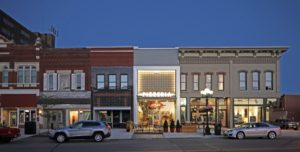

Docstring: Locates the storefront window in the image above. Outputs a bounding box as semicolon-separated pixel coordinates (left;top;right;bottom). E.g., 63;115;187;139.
31;110;36;121
234;98;263;127
79;111;91;120
138;99;175;127
10;112;17;127
190;98;216;125
180;98;187;123
19;110;25;124
69;111;78;125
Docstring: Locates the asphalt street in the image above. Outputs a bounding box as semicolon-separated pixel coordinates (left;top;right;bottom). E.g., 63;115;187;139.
1;135;300;152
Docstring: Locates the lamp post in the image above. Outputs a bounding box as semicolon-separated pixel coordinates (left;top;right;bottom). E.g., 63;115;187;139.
90;86;95;120
200;88;213;135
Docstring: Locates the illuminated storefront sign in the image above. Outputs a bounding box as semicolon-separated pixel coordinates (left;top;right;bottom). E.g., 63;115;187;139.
138;92;175;98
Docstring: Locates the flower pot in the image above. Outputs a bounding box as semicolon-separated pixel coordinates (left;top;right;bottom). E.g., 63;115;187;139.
170;127;175;132
176;128;181;132
164;128;168;132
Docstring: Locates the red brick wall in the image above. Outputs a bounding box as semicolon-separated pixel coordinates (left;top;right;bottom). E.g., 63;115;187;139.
90;48;133;66
0;94;37;107
281;95;300;121
40;48;91;91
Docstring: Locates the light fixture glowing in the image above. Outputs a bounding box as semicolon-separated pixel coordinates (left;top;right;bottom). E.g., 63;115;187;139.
138;92;175;97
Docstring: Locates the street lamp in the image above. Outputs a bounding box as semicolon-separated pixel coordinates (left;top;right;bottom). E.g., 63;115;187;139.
200;88;213;135
90;86;96;120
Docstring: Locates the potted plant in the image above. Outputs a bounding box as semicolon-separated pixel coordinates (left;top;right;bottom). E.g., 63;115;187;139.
126;121;133;132
176;120;181;132
170;119;175;133
163;120;168;132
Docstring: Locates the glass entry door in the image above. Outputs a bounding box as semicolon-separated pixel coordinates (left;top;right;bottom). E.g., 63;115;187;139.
9;111;17;127
113;111;120;128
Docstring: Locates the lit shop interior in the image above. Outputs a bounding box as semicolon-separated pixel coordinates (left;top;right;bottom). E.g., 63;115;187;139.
137;70;177;127
188;98;229;128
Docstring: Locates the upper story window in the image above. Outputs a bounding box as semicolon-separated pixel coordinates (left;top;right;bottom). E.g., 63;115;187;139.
44;72;85;91
72;73;85;90
120;74;128;90
97;74;105;90
239;71;247;91
109;75;116;90
58;73;70;91
218;74;224;91
180;74;187;91
193;74;199;91
44;73;57;91
252;72;260;91
205;73;212;90
17;65;37;84
2;66;9;87
265;71;273;90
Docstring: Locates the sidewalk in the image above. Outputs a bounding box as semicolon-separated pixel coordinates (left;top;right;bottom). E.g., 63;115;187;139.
163;128;224;139
109;129;134;140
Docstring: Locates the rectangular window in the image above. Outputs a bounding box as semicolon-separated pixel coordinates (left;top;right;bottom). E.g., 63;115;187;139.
205;74;212;90
109;75;116;90
48;74;54;90
180;74;187;91
218;74;224;91
24;66;30;84
76;74;82;90
193;74;199;91
252;72;260;90
17;66;24;84
58;73;70;90
120;74;128;90
97;75;105;90
239;72;247;91
265;72;273;90
31;67;37;84
17;65;37;85
2;66;9;86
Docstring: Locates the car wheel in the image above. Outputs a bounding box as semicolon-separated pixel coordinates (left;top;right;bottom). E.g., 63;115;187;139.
93;132;104;142
56;133;67;143
268;131;277;139
236;132;245;140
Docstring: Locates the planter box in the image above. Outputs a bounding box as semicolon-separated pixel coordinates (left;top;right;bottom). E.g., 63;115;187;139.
181;124;197;132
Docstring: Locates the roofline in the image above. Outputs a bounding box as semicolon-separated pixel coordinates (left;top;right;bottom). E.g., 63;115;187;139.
87;46;135;49
134;47;179;50
179;46;288;51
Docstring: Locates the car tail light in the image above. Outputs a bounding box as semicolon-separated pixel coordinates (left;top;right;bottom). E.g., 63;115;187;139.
106;124;111;129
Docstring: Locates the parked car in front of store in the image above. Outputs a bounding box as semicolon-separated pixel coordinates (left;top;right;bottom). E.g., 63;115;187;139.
274;119;299;130
48;120;111;143
0;125;21;143
224;122;281;140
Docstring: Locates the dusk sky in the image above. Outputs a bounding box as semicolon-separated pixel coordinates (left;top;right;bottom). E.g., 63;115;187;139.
1;0;300;94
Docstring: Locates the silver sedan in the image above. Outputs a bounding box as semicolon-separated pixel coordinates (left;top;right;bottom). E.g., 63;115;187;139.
224;122;281;140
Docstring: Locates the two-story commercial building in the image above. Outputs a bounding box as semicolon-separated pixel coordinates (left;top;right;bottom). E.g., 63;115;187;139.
0;44;40;128
38;48;90;129
90;47;133;128
179;47;287;128
133;48;181;128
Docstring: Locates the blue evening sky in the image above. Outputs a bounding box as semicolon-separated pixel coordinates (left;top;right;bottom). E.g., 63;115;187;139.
1;0;300;94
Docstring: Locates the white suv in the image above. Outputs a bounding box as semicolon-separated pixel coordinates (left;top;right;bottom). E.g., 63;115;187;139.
49;120;111;143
